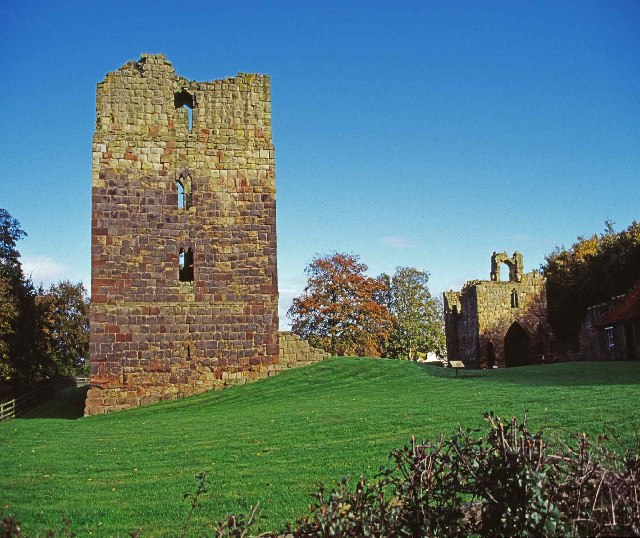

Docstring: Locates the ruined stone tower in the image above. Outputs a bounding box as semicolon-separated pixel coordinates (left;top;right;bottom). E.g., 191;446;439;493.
443;252;553;368
86;54;278;414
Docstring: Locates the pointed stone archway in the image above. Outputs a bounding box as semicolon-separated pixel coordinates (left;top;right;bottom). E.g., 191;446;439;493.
504;321;533;367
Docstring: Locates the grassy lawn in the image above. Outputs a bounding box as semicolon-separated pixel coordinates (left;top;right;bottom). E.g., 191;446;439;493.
1;358;639;536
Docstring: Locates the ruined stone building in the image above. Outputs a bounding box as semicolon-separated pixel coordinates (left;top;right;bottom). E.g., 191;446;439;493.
443;252;554;368
86;55;279;414
579;280;640;361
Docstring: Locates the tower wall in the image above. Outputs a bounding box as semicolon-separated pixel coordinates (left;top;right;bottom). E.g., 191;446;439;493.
86;54;278;414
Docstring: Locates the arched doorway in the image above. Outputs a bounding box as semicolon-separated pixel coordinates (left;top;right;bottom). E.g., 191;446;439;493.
504;322;532;367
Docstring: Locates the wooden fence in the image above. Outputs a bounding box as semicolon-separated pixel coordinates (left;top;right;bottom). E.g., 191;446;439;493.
0;377;89;422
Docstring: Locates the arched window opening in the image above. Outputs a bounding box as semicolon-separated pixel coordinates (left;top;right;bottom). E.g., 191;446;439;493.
179;247;194;282
174;90;195;132
511;289;519;308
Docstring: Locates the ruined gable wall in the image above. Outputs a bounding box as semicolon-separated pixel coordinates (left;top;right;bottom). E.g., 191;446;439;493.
86;54;278;414
444;252;553;369
475;273;549;367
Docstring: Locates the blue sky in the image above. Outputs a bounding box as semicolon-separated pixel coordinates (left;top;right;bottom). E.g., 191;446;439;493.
1;1;638;329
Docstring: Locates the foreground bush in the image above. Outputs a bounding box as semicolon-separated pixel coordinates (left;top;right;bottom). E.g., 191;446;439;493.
285;413;640;537
3;413;639;537
290;414;640;536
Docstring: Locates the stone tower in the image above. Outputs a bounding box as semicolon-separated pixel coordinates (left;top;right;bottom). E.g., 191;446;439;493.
443;252;553;368
85;54;279;414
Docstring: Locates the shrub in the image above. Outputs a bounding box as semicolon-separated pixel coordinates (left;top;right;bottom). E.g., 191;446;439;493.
286;413;640;537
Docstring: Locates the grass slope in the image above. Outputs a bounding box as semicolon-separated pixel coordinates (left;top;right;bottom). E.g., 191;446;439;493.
1;358;639;536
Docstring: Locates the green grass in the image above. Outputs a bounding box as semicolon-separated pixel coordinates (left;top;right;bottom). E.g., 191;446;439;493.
1;358;639;536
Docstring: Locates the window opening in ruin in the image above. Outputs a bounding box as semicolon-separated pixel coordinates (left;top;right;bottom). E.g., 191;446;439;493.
177;180;185;209
605;326;614;350
174;90;195;132
185;106;193;131
511;289;519;308
179;247;194;282
175;174;192;209
187;345;191;360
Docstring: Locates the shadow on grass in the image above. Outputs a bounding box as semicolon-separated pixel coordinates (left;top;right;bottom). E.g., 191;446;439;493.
20;386;88;419
419;360;640;387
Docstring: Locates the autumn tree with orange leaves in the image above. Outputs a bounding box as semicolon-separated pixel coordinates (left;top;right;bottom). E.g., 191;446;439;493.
287;253;392;357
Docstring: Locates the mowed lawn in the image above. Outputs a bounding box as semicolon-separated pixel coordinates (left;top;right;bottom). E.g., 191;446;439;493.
1;359;639;536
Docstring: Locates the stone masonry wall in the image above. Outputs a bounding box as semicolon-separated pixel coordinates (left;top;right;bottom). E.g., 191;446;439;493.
475;273;551;367
86;54;278;414
279;332;331;369
578;296;625;361
443;289;479;366
444;252;554;369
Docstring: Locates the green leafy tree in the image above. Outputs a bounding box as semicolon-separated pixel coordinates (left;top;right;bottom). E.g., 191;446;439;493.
0;209;90;382
0;208;38;382
0;208;26;283
36;281;90;376
543;220;640;343
0;278;18;379
383;267;445;359
288;253;392;356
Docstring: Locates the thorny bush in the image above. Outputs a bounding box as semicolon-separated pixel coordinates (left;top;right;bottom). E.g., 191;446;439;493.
286;412;640;537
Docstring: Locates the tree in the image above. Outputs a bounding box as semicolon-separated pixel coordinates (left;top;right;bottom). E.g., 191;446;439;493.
543;220;640;343
0;277;18;379
288;253;392;356
0;208;35;382
0;208;90;382
36;281;90;376
383;267;445;360
0;208;27;283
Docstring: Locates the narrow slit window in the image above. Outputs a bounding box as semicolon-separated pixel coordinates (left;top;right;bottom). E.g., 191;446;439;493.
179;248;185;273
511;289;519;308
176;174;192;209
179;247;194;282
177;180;185;209
174;90;195;133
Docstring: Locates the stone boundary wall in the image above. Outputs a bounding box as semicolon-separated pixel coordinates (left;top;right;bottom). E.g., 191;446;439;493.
278;332;331;369
85;332;329;415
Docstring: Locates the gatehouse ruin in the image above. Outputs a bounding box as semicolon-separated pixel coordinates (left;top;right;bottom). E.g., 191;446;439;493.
86;55;280;414
443;252;554;368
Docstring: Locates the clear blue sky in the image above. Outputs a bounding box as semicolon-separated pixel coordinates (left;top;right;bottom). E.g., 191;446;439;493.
1;1;638;329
